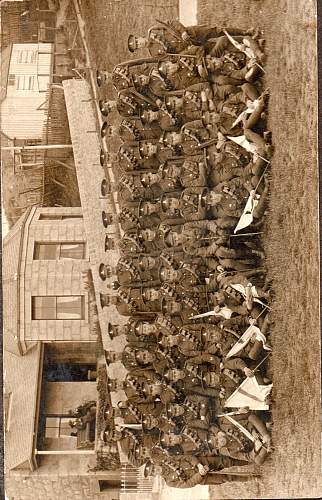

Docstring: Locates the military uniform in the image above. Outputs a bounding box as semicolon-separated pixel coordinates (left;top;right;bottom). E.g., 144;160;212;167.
213;412;270;464
118;117;161;142
144;21;247;56
146;64;205;97
179;186;208;221
163;454;249;488
116;89;157;117
117;286;163;314
142;107;182;132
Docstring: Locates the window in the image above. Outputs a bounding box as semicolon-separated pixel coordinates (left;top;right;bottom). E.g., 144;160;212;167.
45;417;75;438
17;49;37;64
32;296;85;320
99;480;121;492
39;214;83;221
8;74;15;86
16;75;35;91
34;243;86;260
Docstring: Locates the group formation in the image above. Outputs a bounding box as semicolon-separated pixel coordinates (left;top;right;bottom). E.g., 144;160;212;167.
98;19;273;488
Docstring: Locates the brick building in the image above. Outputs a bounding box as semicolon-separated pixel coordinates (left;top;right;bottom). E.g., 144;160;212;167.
4;206;122;500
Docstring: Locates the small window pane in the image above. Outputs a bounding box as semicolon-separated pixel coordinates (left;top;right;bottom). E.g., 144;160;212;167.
45;427;59;438
46;417;60;427
17;49;37;64
34;243;58;260
8;74;15;86
57;296;84;320
16;75;35;90
60;243;85;260
38;214;83;220
32;297;56;320
32;296;84;320
60;418;73;436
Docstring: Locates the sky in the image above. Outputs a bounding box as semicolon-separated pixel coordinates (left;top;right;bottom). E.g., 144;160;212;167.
179;0;197;25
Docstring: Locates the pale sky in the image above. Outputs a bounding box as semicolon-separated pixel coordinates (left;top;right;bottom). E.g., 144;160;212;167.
179;0;197;24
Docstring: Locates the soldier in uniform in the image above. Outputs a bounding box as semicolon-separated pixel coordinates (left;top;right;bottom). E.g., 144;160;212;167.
158;454;251;487
166;394;213;431
210;411;272;464
142;413;177;434
140;156;209;191
128;21;252;56
141;107;182;132
118;117;161;142
202;357;266;406
160;428;209;456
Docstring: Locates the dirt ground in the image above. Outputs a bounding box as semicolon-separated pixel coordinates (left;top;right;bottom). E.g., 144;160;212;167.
79;0;320;498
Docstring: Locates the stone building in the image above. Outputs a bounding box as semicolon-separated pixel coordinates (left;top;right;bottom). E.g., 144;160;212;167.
4;206;122;500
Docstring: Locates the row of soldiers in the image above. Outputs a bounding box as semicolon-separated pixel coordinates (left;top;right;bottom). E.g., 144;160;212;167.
97;19;273;488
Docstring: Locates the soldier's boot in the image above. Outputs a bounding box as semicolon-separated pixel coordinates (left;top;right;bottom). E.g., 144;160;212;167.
252;446;268;465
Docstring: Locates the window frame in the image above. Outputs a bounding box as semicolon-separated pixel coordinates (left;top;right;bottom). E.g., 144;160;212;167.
45;416;76;439
38;214;83;221
7;74;16;86
32;296;85;320
17;49;37;64
16;75;35;91
33;242;86;261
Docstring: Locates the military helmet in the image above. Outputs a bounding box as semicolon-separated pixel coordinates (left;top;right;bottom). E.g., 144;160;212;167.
128;34;137;53
142;415;157;430
107;378;120;392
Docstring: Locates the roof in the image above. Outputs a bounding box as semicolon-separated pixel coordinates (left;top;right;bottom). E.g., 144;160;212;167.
4;343;43;471
3;207;31;356
0;45;13;102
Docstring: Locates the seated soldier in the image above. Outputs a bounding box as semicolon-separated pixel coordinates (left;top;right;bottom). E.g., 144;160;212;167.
128;21;252;56
141;52;207;98
155;453;252;488
209;410;272;465
202;357;271;410
160;428;208;456
141;108;182;132
118;117;161;142
142;413;178;434
164;366;220;398
100;89;158;118
163;86;216;122
122;344;173;378
165;394;213;430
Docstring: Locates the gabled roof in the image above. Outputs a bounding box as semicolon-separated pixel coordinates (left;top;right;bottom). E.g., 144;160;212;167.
3;208;31;356
4;343;43;472
0;45;13;102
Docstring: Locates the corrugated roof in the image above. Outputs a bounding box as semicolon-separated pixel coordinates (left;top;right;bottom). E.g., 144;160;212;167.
0;45;13;102
3;208;31;356
4;343;42;471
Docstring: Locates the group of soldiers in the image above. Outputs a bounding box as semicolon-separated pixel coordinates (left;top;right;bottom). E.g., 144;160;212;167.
98;19;273;488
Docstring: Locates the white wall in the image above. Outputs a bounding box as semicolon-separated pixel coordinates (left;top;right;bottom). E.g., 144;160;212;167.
1;43;53;139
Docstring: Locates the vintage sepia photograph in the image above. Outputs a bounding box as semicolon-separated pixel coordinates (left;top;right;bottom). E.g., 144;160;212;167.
1;0;320;499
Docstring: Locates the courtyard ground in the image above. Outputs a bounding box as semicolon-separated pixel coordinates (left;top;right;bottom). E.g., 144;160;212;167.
78;0;321;497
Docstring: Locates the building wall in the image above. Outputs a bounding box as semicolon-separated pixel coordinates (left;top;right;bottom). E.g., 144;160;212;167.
6;473;121;500
20;207;95;343
1;43;53;139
